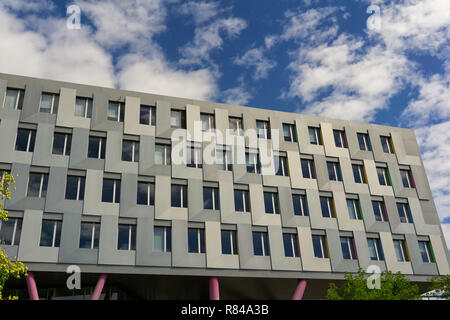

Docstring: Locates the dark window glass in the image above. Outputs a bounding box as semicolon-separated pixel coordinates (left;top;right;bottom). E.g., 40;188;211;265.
292;194;308;216
188;228;205;253
65;176;85;200
320;197;334;218
252;232;269;256
79;222;100;249
15;129;36;152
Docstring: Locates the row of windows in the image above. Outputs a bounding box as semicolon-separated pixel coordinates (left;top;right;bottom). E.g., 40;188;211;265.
0;217;436;264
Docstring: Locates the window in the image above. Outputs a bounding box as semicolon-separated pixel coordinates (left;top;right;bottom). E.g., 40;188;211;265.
234;189;250;212
340;236;357;260
0;218;22;246
253;231;270;256
52;132;72;156
79;222;100;249
357;133;372;151
283;123;297;142
327;161;343;181
397;202;414;223
221;230;238;255
292;194;309;216
39;93;59;114
39;220;62;247
372;200;388;222
347;199;363;220
117;224;136;251
27;172;49;198
393;239;410;262
187;146;202;168
377;167;392;186
154;226;171;252
101;178;121;203
333;129;348;148
320;196;335;218
216;148;232;171
88;136;106;159
188;228;205;253
352;164;367;184
137;181;155;206
3;88;24;110
418;241;435;263
283;233;299;257
108;101;124;122
155;144;171;165
274;155;289;176
171;184;187;208
301;159;316;179
312;235;328;258
229;116;243;136
264;192;279;214
367;238;384;261
200;113;215;131
15;128;36;152
256;120;271;139
246;152;261;174
122;140;139;162
75;97;93;118
400;169;415;188
380;136;394;154
139;105;156;125
308;127;322;145
170;109;186;128
65;175;85;200
203;187;220;211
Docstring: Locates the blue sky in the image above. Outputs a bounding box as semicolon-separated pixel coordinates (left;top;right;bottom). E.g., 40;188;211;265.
0;0;449;248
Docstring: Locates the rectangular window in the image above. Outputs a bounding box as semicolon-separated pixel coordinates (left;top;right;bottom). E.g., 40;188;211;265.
340;236;357;260
283;123;297;142
283;233;299;257
253;231;270;256
380;136;394;154
108;101;125;122
312;235;328;258
122;140;139;162
0;217;22;246
292;194;309;216
400;169;415;188
39;93;59;114
79;222;100;249
367;238;384;261
154;144;171;165
27;172;49;198
256;120;271;139
39;220;62;247
308;127;322;145
74;97;93;118
234;189;250;212
154;226;171;252
347;199;363;220
171;184;187;208
187;146;202;168
352;164;367;184
65;175;85;200
101;178;121;203
357;133;372;151
377;167;392;186
274;155;289;176
327;161;343;181
137;181;155;206
88;136;106;159
52;132;72;156
418;241;435;263
229;116;243;136
372;200;388;222
221;230;238;255
203;186;220;211
393;239;410;262
200;113;215;131
216;148;232;171
301;159;316;179
264;192;280;214
139;105;156;126
188;228;205;253
246;152;261;174
117;224;136;251
397;202;414;223
333;129;348;148
15;128;36;152
170;109;186;128
3;88;24;110
320;196;335;218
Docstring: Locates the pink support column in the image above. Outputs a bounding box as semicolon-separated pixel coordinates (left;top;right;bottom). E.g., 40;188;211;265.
292;279;307;300
91;274;108;300
26;271;39;300
209;277;220;300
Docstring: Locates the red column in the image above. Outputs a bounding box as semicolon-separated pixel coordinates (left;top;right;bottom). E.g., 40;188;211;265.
26;271;39;300
91;274;108;300
209;277;220;300
292;279;307;300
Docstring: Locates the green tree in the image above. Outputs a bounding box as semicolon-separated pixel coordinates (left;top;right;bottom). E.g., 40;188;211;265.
0;172;28;300
425;275;450;299
326;268;420;300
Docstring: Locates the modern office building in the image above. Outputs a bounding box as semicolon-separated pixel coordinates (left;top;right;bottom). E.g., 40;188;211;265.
0;72;449;300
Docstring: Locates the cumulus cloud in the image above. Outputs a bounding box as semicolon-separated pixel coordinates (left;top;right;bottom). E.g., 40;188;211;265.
221;79;252;106
233;48;277;81
177;1;221;25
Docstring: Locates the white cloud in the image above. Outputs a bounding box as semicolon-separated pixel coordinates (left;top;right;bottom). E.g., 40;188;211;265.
233;48;276;80
221;83;252;106
177;1;221;25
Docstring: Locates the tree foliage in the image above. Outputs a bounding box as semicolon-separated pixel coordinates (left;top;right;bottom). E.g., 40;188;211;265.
326;268;420;300
425;275;450;299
